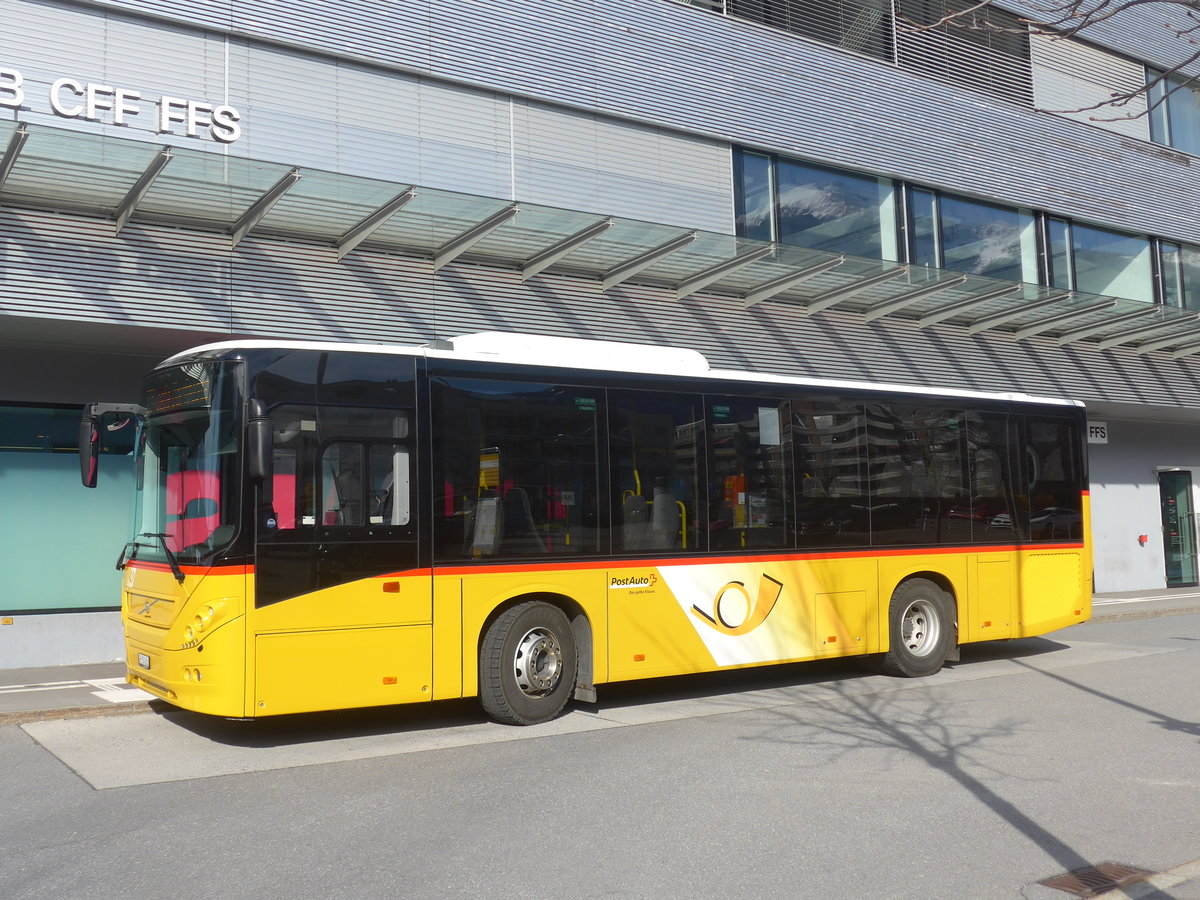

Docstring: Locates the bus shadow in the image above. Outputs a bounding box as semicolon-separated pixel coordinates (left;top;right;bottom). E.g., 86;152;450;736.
152;697;490;748
149;636;1069;748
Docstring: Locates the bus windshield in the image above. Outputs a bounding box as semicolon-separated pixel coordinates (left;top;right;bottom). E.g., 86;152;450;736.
130;361;242;566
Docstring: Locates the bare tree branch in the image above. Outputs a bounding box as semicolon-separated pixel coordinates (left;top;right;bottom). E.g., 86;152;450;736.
898;0;1200;121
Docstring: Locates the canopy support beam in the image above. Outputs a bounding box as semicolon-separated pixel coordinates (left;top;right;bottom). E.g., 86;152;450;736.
114;146;173;234
433;202;520;271
230;168;302;247
336;188;416;260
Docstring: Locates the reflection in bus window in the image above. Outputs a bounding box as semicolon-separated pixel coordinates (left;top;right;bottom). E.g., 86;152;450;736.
792;399;870;548
707;398;790;550
432;377;602;560
964;412;1026;542
609;391;702;553
867;406;969;546
165;470;222;551
1026;417;1084;541
322;442;366;526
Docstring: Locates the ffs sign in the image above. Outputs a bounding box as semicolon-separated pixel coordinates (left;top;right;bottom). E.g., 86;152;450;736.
0;66;241;143
1087;421;1108;444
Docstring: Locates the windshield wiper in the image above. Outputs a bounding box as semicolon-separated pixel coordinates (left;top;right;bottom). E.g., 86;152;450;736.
115;540;148;571
142;533;186;584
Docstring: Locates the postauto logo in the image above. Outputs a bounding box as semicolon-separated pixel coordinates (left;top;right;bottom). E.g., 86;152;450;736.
609;574;658;589
691;573;783;637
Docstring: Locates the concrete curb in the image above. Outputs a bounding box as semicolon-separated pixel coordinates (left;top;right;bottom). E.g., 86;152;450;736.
0;701;155;728
1089;606;1200;624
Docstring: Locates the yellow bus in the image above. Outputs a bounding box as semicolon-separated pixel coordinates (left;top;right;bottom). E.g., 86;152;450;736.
81;332;1090;725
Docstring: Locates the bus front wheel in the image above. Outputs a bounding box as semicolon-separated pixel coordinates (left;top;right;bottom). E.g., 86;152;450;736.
480;601;578;725
881;579;955;677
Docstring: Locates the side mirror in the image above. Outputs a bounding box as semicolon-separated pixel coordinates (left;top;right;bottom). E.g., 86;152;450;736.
79;402;145;488
79;409;100;488
248;399;273;483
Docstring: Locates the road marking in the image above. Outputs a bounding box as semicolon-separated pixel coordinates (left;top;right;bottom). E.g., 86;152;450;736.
82;678;155;704
1094;592;1200;606
0;681;87;695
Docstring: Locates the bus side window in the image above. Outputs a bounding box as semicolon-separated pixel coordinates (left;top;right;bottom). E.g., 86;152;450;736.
271;449;298;529
706;397;791;550
369;443;410;526
322;442;365;526
430;375;602;560
792;399;870;549
609;390;702;553
1025;416;1084;541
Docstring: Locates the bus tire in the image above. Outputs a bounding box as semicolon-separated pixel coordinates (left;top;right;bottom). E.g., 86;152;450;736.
479;601;577;726
881;578;955;678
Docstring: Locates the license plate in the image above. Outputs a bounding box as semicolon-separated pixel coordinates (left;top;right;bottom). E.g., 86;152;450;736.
137;653;150;670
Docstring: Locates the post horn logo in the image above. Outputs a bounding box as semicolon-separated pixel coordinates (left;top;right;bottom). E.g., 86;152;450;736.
691;573;783;636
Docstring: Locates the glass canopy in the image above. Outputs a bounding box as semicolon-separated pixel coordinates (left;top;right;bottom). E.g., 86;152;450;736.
3;119;1200;359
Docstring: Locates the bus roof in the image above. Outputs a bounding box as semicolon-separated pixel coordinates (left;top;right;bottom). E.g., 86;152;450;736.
160;332;1082;409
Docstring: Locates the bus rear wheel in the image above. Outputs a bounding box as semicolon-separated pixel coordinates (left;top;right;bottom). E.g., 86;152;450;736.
480;601;577;725
881;578;955;677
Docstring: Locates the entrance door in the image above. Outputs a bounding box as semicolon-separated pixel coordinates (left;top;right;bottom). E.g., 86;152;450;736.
1159;470;1199;588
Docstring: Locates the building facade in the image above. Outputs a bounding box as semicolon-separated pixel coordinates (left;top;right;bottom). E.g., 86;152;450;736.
3;0;1199;666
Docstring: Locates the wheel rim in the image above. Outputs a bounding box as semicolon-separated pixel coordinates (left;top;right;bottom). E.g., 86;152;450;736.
513;626;564;697
901;599;940;658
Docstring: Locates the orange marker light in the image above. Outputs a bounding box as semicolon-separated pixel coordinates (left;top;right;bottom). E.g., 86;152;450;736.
382;582;400;593
827;636;837;643
383;676;397;685
633;654;645;662
983;620;992;628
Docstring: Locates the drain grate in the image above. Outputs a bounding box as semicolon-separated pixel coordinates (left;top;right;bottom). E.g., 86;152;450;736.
1038;862;1155;897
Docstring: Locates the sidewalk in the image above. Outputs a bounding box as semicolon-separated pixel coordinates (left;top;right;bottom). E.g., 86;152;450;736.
3;588;1199;726
0;660;152;725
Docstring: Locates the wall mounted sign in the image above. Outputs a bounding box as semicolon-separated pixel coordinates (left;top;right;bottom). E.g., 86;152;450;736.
0;66;241;143
1087;421;1108;444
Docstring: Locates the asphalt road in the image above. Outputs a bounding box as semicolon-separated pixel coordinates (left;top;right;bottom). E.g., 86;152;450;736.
3;613;1200;899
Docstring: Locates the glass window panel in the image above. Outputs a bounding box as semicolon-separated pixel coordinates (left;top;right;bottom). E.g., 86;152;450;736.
609;390;702;553
369;444;410;526
1026;417;1084;543
1047;217;1072;290
776;159;886;258
1018;211;1040;283
322;442;366;526
735;151;775;242
1071;223;1153;302
1181;243;1200;311
1148;69;1171;145
866;406;969;546
707;398;792;551
908;188;939;268
0;404;134;454
1162;241;1185;308
1166;75;1200;156
878;182;900;262
792;399;870;548
259;403;318;539
431;378;602;560
938;194;1029;281
963;411;1027;542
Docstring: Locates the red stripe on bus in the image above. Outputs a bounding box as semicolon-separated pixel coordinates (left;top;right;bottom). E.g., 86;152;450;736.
126;561;253;576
